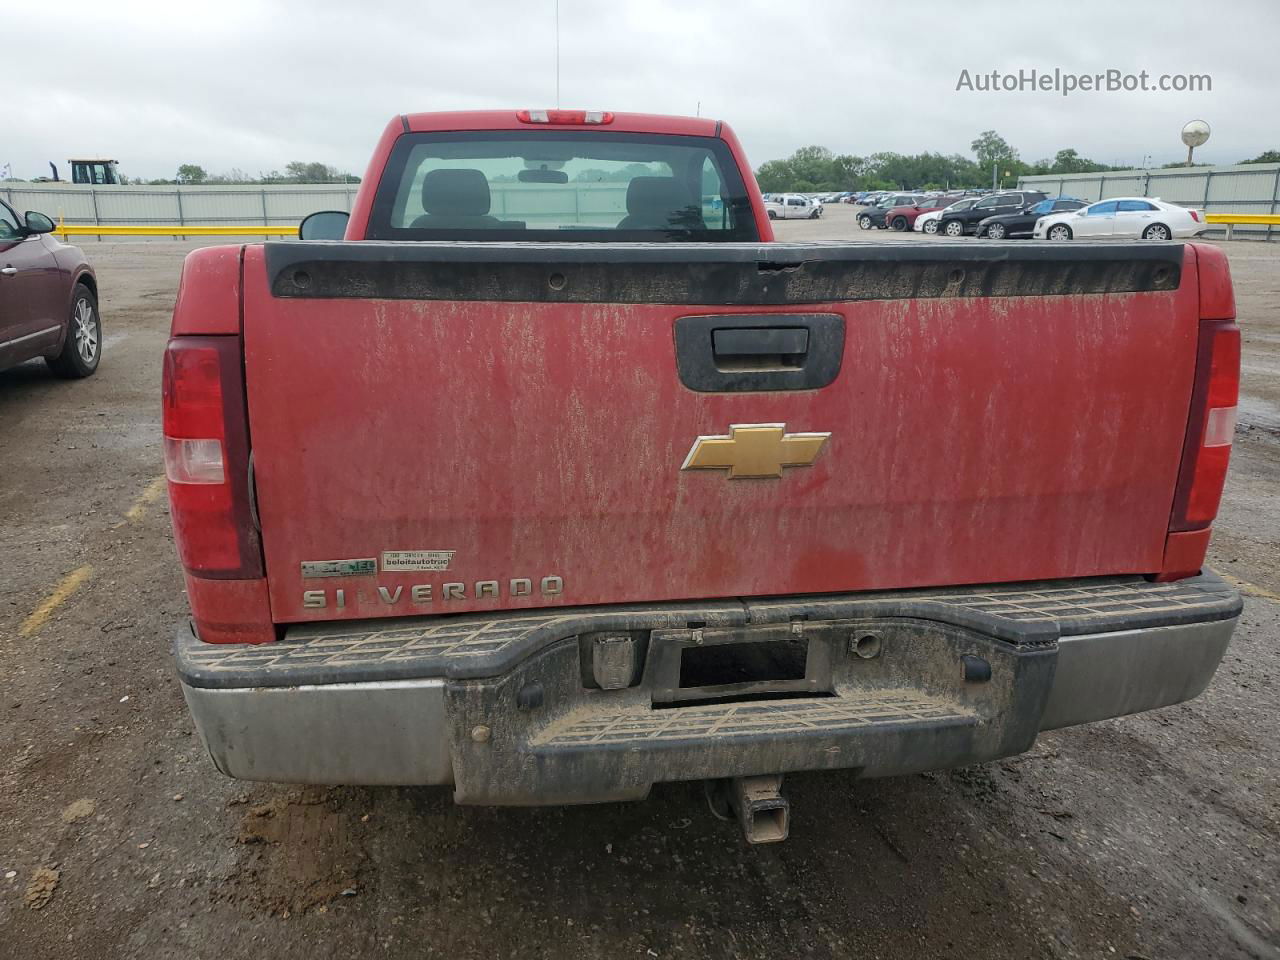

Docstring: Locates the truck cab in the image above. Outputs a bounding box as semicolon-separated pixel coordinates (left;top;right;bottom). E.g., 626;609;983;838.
69;158;121;185
764;193;820;220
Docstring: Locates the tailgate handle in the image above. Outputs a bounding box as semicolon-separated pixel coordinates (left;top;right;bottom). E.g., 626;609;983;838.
712;327;810;369
675;314;844;393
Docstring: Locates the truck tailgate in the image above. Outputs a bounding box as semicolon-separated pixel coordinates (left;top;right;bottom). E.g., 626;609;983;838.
242;242;1197;624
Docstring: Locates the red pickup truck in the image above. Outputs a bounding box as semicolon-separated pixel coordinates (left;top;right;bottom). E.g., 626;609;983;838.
165;110;1242;842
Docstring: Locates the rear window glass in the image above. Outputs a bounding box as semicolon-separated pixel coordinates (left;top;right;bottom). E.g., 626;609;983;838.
368;131;759;242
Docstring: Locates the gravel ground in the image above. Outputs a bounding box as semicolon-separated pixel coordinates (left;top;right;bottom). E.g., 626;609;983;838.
2;209;1277;959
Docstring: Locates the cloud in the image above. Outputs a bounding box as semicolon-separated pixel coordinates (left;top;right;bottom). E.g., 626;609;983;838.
4;0;1276;180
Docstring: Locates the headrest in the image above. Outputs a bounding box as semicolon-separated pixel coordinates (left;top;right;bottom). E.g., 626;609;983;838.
421;168;491;217
624;176;692;226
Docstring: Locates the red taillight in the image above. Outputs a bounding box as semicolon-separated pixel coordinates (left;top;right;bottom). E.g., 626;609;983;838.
162;337;262;578
1190;210;1203;223
1169;322;1240;531
516;109;614;125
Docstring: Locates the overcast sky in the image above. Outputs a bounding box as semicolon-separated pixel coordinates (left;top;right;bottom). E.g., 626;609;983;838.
6;0;1277;181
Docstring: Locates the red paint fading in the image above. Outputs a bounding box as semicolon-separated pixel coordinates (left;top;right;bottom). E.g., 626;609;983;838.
1156;528;1213;581
345;112;774;243
239;252;1201;625
347;118;404;241
185;573;275;644
1194;243;1235;320
718;120;774;242
169;245;241;335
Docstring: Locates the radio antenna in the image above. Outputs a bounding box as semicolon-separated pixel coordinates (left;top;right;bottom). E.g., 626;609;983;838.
555;0;561;108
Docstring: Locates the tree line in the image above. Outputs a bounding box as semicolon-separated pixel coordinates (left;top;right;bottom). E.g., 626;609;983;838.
168;162;360;185
754;132;1280;193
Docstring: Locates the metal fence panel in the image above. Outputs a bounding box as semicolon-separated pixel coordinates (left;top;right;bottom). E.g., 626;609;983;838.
1145;172;1205;205
262;189;358;221
178;191;264;222
0;183;361;228
2;187;99;220
1099;176;1146;199
93;189;180;224
1207;168;1276;203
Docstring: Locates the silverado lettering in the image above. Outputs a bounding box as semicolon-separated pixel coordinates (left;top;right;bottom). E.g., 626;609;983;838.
164;109;1241;842
302;576;564;607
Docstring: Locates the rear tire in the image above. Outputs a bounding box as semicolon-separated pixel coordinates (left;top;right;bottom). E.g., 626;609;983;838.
1047;224;1073;241
923;219;939;235
943;220;964;237
1142;223;1170;240
891;216;908;231
47;283;101;379
858;215;873;230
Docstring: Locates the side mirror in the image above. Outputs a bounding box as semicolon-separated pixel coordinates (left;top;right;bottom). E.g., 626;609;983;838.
24;211;55;235
299;210;350;241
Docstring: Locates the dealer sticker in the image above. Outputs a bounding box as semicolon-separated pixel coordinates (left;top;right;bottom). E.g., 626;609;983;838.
381;550;455;572
300;558;378;578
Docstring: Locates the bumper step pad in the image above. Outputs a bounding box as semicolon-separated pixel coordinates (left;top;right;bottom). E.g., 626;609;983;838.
537;691;971;747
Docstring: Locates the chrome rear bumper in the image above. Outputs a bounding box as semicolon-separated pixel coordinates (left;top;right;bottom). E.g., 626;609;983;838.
175;572;1241;800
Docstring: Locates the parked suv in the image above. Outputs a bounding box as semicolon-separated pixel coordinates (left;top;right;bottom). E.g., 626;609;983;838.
885;195;971;232
938;191;1047;237
858;194;928;230
0;200;101;377
916;197;979;234
976;197;1086;240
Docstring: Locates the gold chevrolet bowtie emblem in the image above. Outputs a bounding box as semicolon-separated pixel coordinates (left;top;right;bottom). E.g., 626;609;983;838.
681;423;831;479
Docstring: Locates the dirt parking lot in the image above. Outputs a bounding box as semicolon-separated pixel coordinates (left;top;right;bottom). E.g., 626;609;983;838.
3;208;1278;959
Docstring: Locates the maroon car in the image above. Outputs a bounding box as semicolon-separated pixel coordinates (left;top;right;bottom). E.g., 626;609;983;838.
884;195;968;232
0;200;101;378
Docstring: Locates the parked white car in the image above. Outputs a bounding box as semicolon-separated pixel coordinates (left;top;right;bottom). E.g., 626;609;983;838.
915;197;980;234
1034;197;1208;241
765;194;821;220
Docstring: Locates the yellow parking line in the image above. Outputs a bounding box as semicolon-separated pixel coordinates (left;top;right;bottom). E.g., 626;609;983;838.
19;565;94;637
1213;568;1280;604
124;477;167;523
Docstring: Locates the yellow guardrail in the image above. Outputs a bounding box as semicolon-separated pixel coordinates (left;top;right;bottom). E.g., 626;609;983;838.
54;224;300;238
1204;213;1280;224
1204;213;1280;240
